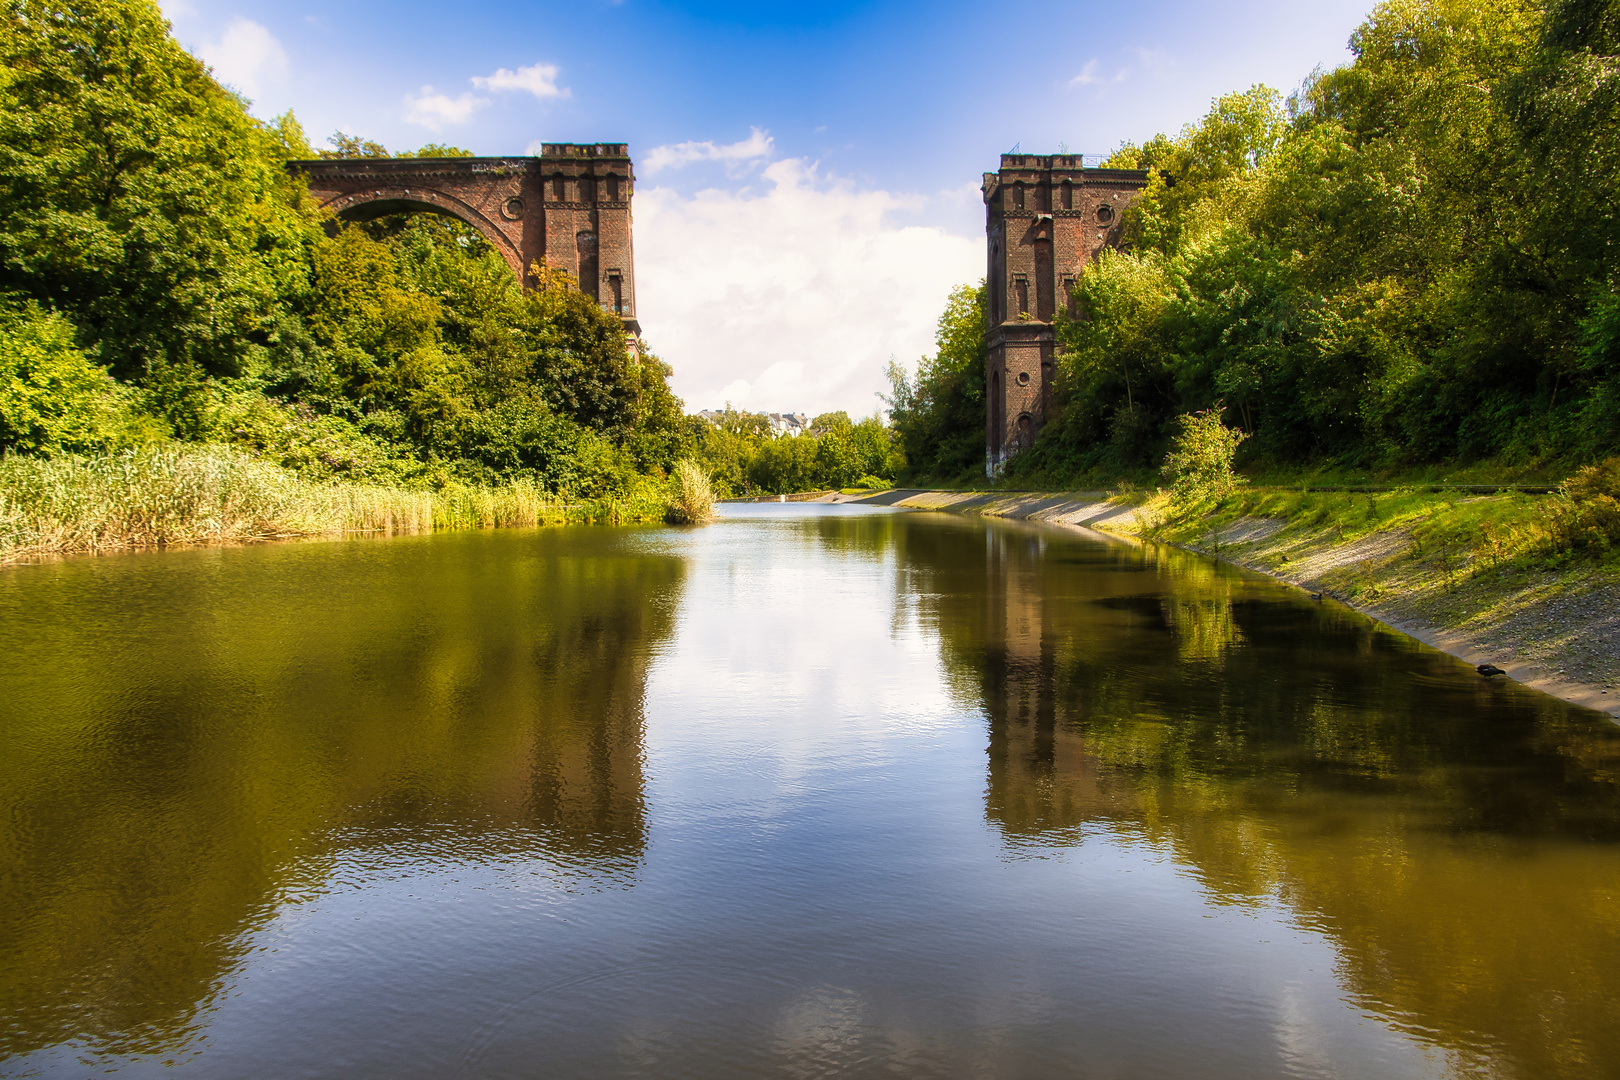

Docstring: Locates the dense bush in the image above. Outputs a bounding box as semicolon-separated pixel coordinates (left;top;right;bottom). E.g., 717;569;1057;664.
665;459;715;525
1556;455;1620;548
0;304;157;453
1162;405;1248;504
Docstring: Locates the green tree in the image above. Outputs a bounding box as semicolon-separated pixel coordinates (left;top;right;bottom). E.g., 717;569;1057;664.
0;0;698;499
1162;404;1249;503
0;304;155;452
885;283;987;483
990;0;1618;480
0;0;323;386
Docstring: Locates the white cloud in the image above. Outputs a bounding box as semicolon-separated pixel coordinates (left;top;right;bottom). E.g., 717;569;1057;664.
1069;48;1172;91
1068;60;1100;87
197;18;287;100
404;86;489;131
643;128;775;175
407;60;566;130
635;161;982;417
472;62;569;100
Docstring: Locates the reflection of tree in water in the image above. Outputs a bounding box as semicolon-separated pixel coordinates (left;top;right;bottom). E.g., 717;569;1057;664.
0;529;683;1059
806;511;904;562
898;515;1620;1078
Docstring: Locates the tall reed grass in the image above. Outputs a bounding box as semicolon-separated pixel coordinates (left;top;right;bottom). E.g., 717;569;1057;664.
665;459;716;525
0;447;667;563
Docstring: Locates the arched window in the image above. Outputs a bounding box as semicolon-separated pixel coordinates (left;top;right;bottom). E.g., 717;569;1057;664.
576;231;598;299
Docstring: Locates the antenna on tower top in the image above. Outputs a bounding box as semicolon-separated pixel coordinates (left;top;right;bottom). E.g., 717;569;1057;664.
1008;142;1020;154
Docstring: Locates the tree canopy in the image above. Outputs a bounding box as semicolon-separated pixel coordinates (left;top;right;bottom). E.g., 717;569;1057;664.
0;0;696;496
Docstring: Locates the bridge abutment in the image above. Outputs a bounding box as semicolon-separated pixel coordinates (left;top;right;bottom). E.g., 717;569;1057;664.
290;144;640;346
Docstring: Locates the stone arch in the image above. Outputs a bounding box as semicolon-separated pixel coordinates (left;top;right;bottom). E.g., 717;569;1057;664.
290;148;641;344
319;187;526;279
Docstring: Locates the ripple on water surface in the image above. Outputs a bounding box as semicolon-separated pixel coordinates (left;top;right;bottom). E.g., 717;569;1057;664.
1;509;1618;1078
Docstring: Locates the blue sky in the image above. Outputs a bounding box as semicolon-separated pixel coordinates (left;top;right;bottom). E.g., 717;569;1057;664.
165;0;1377;416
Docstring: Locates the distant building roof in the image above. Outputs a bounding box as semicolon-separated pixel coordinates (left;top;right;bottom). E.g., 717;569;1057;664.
696;410;810;435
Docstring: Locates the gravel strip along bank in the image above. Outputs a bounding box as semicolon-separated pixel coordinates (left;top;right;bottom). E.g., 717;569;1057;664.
820;489;1620;723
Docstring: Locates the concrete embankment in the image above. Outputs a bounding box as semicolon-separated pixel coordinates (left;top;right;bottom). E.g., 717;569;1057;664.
820;487;1620;723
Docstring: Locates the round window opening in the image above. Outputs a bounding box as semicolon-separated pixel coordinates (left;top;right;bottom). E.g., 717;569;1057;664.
1096;205;1115;224
501;197;525;221
1016;371;1031;386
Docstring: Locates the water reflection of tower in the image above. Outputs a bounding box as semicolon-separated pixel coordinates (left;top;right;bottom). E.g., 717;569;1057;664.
981;527;1129;842
0;536;682;1061
522;586;667;864
335;551;675;870
390;548;681;881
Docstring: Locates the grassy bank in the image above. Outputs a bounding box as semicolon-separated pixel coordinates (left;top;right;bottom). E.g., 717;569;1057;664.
1110;481;1620;714
1129;477;1619;593
871;474;1620;718
0;448;669;563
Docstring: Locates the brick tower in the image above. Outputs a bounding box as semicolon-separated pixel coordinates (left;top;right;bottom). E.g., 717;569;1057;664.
536;143;639;345
983;155;1148;477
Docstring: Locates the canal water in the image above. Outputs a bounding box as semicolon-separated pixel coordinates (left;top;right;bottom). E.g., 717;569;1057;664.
2;506;1618;1079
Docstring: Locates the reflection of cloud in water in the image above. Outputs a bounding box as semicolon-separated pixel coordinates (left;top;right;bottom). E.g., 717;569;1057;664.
1272;972;1469;1080
649;512;960;801
771;986;870;1079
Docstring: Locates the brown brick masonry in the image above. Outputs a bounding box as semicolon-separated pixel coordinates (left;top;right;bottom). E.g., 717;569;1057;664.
289;144;641;345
